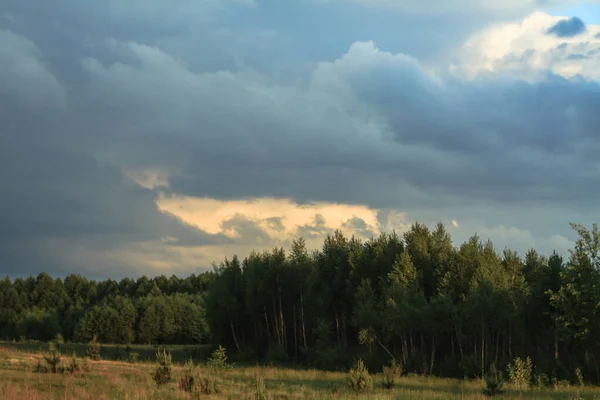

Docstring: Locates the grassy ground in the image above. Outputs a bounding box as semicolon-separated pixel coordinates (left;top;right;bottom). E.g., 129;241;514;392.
1;345;599;400
0;340;212;363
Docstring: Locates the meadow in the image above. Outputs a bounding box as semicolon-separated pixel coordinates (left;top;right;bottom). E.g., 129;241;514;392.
1;342;599;400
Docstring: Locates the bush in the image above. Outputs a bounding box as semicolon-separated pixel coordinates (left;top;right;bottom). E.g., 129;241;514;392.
43;342;61;373
382;359;402;389
178;359;195;393
483;363;504;396
152;347;173;386
64;352;80;374
128;351;139;363
197;371;220;395
54;333;64;347
87;335;101;361
534;372;551;388
574;367;584;387
507;356;533;389
35;360;49;373
347;359;373;392
207;345;230;369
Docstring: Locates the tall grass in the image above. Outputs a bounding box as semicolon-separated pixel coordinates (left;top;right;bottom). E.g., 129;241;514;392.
1;345;600;400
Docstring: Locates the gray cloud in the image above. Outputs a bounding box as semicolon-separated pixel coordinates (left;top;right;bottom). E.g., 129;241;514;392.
297;215;335;240
1;1;599;277
266;217;286;233
341;217;377;239
0;28;229;276
547;16;586;37
220;214;273;245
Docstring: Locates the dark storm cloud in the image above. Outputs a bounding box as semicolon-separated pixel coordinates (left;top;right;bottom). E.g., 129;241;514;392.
547;16;587;37
83;39;600;211
0;28;229;276
1;0;600;276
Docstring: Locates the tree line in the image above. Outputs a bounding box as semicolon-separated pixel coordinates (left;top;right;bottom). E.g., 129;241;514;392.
1;222;599;383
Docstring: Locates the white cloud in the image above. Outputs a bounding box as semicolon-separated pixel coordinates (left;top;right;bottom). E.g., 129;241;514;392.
453;12;600;81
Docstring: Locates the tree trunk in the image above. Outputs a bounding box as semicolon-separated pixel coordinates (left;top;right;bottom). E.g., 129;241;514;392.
341;314;347;348
495;329;500;365
230;318;241;353
264;308;271;344
293;304;298;360
481;315;485;378
273;298;281;348
300;290;307;348
554;330;559;361
277;280;286;354
508;321;513;358
453;319;464;361
335;315;341;347
430;335;436;375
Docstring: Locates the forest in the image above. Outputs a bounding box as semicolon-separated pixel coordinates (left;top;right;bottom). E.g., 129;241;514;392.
1;222;599;385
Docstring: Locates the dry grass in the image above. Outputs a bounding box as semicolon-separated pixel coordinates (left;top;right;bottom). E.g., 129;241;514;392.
1;346;599;400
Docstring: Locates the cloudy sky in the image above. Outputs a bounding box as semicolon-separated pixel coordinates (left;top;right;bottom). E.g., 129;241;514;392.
2;0;600;278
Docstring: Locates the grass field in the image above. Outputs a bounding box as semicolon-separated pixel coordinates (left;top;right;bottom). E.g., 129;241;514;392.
1;344;599;400
0;341;212;363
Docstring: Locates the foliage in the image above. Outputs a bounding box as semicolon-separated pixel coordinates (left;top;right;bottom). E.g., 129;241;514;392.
196;370;220;395
207;345;229;369
483;363;504;396
42;342;61;373
86;335;101;361
346;359;373;392
507;356;533;389
177;358;195;392
382;359;402;389
152;347;172;386
3;221;600;385
575;367;585;387
128;351;139;363
64;352;80;374
54;333;64;346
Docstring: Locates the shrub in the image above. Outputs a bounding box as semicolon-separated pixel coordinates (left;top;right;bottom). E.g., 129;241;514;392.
43;342;62;373
534;372;551;387
382;359;402;389
207;345;230;369
507;356;533;389
128;351;139;363
35;360;49;373
197;370;220;395
574;367;584;387
87;335;101;361
483;363;504;396
64;352;80;374
152;347;173;386
347;359;373;392
178;358;195;393
54;333;64;347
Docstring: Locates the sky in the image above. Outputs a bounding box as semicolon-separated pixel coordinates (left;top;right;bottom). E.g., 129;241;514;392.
1;0;600;279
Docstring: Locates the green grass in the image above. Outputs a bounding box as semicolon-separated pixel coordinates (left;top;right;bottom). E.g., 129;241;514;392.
1;345;599;399
0;341;212;363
